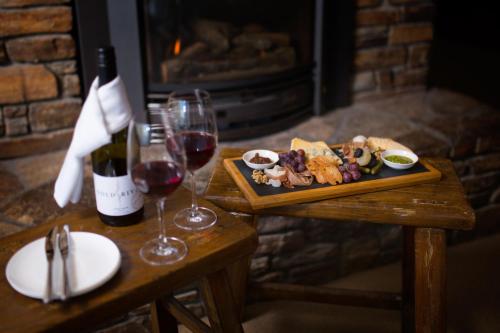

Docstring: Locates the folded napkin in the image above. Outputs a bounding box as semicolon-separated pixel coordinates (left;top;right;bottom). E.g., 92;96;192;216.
54;76;132;208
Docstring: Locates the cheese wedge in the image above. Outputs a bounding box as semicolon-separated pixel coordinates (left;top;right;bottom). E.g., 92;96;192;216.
366;137;413;153
290;138;343;164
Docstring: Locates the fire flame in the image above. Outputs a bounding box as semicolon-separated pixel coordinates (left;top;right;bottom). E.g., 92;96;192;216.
174;38;181;56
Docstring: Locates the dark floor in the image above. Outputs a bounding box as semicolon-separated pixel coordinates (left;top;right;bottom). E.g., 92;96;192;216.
232;233;500;333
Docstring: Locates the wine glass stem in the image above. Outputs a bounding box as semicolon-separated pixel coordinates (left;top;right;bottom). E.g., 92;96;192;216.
156;197;168;248
190;171;199;217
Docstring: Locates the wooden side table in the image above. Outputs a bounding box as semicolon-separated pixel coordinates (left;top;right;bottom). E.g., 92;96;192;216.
0;187;257;333
205;147;475;333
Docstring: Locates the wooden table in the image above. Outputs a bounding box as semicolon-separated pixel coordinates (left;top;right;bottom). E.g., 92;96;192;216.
0;187;257;333
205;147;475;333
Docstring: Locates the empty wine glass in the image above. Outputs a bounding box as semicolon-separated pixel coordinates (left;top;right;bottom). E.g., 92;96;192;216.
167;89;218;231
127;110;188;265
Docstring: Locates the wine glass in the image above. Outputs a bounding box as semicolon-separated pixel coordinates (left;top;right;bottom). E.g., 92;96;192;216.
167;89;218;231
127;110;188;265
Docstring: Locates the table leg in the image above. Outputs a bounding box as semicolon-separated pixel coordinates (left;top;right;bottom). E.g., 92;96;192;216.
402;226;415;333
151;298;179;333
200;268;244;333
405;227;447;333
226;214;257;319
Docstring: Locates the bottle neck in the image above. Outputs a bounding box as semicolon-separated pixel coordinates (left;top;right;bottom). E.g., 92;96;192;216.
98;63;117;88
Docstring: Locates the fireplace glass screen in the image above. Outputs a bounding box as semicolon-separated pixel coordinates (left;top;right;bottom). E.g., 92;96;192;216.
143;0;313;85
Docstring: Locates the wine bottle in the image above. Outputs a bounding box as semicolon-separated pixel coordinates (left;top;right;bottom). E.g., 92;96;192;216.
91;46;144;226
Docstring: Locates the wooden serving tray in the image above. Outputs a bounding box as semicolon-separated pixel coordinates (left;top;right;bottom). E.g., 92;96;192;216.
223;156;442;210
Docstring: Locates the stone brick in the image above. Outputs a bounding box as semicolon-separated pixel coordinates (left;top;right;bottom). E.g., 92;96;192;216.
255;230;305;255
0;167;23;203
491;187;500;203
272;243;339;269
355;47;406;70
0;65;58;104
250;256;269;275
353;71;375;92
0;7;72;37
389;0;429;4
252;271;284;283
409;44;430;67
46;60;77;74
393;68;427;87
461;172;500;194
357;10;399;26
355;26;388;48
257;215;304;234
476;134;500;154
340;236;379;275
376;69;393;89
0;128;73;159
0;41;6;63
0;66;23;104
4;116;28;136
357;0;382;8
468;153;500;175
401;4;435;22
0;221;25;238
0;0;69;7
62;74;80;97
395;128;450;157
6;35;75;62
453;160;468;177
29;98;81;132
3;105;27;118
389;24;433;45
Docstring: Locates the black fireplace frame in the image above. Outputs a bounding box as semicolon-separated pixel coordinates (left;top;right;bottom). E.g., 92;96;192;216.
75;0;354;140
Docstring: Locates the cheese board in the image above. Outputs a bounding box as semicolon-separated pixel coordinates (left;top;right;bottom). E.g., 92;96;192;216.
223;137;442;210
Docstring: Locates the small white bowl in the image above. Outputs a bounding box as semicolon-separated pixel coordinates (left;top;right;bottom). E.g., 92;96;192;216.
381;149;418;170
242;149;279;170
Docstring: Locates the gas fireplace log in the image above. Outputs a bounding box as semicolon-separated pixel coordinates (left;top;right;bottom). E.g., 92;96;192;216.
192;19;238;55
179;42;208;60
232;32;291;50
161;46;296;82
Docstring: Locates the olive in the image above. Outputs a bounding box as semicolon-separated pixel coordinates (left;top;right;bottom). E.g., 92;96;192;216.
354;148;363;158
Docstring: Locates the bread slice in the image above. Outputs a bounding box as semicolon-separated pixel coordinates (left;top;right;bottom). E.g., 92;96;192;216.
366;137;413;153
290;138;343;164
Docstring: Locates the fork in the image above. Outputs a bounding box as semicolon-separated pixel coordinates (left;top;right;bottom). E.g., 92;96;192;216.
43;226;58;304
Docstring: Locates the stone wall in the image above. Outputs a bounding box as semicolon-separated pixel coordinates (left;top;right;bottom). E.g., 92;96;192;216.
0;0;80;159
352;0;434;101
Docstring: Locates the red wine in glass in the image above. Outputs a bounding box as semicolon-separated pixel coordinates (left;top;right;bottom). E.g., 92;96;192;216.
132;161;184;198
180;131;217;171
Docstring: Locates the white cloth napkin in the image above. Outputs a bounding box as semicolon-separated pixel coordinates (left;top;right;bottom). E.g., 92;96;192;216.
53;76;132;208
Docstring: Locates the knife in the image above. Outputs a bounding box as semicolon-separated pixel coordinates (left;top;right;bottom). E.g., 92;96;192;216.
43;226;58;304
59;225;70;301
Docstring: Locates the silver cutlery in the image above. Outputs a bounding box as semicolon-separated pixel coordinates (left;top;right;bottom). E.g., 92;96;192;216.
43;226;58;304
59;225;70;301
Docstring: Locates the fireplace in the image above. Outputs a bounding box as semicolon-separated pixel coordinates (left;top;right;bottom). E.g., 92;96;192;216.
75;0;319;140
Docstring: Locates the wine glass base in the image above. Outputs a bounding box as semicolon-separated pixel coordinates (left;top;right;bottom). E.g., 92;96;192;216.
174;207;217;231
139;237;188;265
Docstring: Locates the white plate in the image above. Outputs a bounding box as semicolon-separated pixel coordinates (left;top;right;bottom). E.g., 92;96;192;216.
381;149;418;170
5;232;121;300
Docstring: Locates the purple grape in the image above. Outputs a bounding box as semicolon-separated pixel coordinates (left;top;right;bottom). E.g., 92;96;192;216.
297;164;306;172
290;150;298;157
342;171;352;183
278;152;287;160
348;163;359;171
297;155;305;164
297;149;305;156
350;170;361;181
338;165;345;172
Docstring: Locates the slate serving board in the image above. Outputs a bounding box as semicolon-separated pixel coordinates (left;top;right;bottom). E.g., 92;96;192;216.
223;156;442;210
